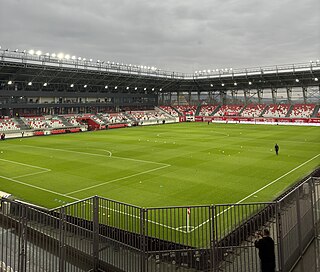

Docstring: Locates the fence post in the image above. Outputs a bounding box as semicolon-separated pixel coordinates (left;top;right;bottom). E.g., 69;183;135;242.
93;196;100;272
18;203;27;272
140;208;147;272
210;204;216;272
276;201;284;272
59;206;66;272
295;188;303;258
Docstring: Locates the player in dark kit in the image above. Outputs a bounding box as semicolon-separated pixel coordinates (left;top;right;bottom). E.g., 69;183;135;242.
255;229;276;272
274;144;279;155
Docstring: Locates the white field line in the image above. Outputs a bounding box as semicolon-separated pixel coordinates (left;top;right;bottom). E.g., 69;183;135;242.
192;153;320;231
65;164;170;196
0;175;78;201
17;145;170;167
0;158;51;171
12;170;51;179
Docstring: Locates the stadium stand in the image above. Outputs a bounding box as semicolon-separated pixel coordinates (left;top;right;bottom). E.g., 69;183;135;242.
22;117;49;129
213;105;243;116
289;104;316;118
198;105;218;116
263;104;291;117
240;104;266;117
0;118;20;131
98;112;129;124
174;105;197;116
159;106;179;116
127;110;168;122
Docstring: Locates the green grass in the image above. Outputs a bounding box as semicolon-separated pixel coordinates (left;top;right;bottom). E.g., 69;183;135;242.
0;123;319;210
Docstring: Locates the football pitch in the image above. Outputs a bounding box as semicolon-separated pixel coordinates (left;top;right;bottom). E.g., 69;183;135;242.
0;123;319;210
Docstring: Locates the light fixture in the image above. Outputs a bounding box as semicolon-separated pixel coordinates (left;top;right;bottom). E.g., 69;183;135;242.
135;87;138;90
126;86;129;90
152;88;155;91
210;84;213;87
65;54;70;60
207;70;211;73
35;50;42;56
144;87;147;91
234;82;237;86
82;58;86;61
57;53;64;59
28;82;32;86
84;84;87;88
105;85;108;89
115;86;118;89
45;52;50;56
43;83;48;87
97;60;100;63
89;59;93;62
295;79;299;82
249;81;252;85
51;53;56;58
14;49;19;52
77;57;81;61
8;80;12;85
28;49;35;55
71;56;76;60
315;78;319;81
159;88;162;91
221;83;225;86
70;84;74;88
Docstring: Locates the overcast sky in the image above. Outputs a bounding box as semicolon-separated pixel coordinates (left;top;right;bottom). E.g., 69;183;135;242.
0;0;319;72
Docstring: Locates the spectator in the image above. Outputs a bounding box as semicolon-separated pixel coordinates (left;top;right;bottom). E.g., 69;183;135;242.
255;229;276;272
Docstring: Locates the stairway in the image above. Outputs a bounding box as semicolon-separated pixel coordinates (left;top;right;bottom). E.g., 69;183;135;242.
312;105;320;117
210;105;221;116
14;117;30;130
285;104;294;117
259;105;269;117
238;105;247;116
58;115;73;126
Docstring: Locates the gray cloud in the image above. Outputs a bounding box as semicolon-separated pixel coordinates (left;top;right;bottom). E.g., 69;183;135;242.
0;0;319;72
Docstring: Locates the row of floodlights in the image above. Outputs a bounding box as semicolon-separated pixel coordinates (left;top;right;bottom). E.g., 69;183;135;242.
209;78;319;87
0;47;159;71
6;81;162;90
195;60;320;74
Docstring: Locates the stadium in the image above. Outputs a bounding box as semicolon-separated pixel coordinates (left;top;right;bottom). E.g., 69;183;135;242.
0;47;319;272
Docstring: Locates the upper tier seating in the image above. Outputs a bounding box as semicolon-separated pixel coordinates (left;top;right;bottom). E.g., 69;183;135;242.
199;105;218;116
241;104;266;117
289;104;315;118
0;118;20;131
213;105;243;116
174;105;197;116
263;104;290;118
159;106;179;116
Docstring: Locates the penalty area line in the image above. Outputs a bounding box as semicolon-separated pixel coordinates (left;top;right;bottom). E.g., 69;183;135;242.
192;153;320;231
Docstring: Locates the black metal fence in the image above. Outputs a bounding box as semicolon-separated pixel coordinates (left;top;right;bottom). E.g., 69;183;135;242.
0;176;319;272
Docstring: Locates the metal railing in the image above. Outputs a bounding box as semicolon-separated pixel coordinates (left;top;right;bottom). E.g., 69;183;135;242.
0;176;319;272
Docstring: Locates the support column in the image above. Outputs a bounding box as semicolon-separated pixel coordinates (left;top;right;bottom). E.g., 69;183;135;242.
286;87;292;104
271;88;277;104
302;87;308;104
257;89;262;104
188;91;192;105
244;90;249;105
177;92;180;105
197;91;201;104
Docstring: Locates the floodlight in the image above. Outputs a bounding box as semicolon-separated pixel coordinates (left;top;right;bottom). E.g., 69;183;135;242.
159;88;162;91
234;82;237;86
249;81;252;85
65;54;70;60
144;66;147;69
0;46;1;49
315;78;318;81
144;87;147;91
216;69;219;72
89;59;93;62
35;50;42;56
28;49;35;55
14;49;19;52
210;84;213;87
126;87;129;90
207;70;210;73
77;57;81;61
82;58;86;61
295;79;299;82
57;53;64;59
43;83;48;87
225;68;228;71
112;62;115;65
71;56;76;60
135;87;138;90
97;60;100;63
230;68;233;71
221;83;225;86
114;86;118;90
51;53;56;57
84;84;87;88
316;59;320;63
8;80;12;85
107;61;110;64
23;50;26;53
70;84;74;88
45;53;50;56
116;63;119;65
195;71;198;74
152;88;155;91
105;85;108;89
28;82;32;86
